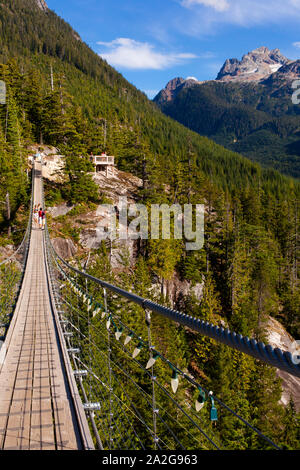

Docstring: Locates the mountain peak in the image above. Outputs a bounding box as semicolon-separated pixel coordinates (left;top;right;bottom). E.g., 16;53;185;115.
165;77;185;92
251;46;270;54
154;76;203;104
217;47;291;82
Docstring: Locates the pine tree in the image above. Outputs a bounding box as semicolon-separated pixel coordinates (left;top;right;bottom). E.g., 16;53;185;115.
63;148;99;204
280;399;300;449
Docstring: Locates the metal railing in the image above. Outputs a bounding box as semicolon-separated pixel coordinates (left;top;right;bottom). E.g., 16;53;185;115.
45;246;300;379
44;234;283;450
0;168;34;340
40;164;292;450
91;155;114;164
40;185;290;450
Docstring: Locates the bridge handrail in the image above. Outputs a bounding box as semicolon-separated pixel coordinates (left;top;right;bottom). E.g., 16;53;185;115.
47;240;283;450
0;166;34;267
44;228;300;379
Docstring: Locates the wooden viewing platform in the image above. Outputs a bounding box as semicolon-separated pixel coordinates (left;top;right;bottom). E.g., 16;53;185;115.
90;153;115;178
0;163;94;450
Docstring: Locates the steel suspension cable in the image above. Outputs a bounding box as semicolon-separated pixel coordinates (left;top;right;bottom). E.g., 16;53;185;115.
55;272;280;450
42;179;285;450
49;243;300;379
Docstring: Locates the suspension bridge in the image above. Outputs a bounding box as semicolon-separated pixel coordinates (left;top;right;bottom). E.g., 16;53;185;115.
0;162;299;451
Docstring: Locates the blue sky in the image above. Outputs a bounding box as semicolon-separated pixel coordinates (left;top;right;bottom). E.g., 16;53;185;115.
46;0;300;98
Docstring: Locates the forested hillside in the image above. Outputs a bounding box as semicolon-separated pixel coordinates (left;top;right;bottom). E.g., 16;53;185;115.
0;0;299;449
154;75;300;179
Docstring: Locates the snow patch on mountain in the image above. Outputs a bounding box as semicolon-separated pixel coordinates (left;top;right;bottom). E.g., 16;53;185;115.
269;63;282;73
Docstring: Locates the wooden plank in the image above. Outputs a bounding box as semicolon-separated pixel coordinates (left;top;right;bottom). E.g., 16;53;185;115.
2;273;35;450
0;163;92;451
33;283;55;451
45;312;77;450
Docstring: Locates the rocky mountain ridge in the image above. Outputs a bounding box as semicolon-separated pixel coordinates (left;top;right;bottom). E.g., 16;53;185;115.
153;47;300;178
157;77;203;103
155;47;297;104
217;46;291;83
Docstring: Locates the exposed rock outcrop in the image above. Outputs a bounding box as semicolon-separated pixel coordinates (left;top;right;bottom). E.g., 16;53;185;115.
51;237;77;259
266;316;300;411
93;169;143;204
150;272;205;309
154;76;206;105
217;47;291;83
156;77;185;103
154;47;293;106
47;203;74;218
28;145;65;182
262;59;300;87
35;0;48;12
44;159;143;269
79;170;143;268
0;245;15;263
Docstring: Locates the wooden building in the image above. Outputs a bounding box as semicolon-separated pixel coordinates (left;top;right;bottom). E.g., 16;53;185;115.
90;153;115;178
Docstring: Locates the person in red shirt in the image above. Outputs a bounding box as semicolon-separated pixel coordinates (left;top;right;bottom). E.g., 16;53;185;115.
38;208;46;230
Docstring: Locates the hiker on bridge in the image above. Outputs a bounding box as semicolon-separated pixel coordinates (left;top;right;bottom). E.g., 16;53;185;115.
33;204;39;228
38;207;46;230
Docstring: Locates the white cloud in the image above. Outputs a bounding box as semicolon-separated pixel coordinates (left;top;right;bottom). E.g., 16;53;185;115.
182;0;229;12
293;41;300;49
98;38;197;70
179;0;300;32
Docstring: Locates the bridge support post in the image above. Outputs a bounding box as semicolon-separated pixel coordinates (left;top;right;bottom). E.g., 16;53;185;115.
144;308;158;450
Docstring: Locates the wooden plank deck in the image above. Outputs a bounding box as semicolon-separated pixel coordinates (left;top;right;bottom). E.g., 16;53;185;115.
0;163;94;450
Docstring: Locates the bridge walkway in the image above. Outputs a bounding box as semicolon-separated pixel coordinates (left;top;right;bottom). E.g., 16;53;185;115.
0;163;93;450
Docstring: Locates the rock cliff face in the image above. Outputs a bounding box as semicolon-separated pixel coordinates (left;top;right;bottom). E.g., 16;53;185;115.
150;272;205;309
28;145;65;183
154;76;203;105
155;77;185;104
35;0;48;12
43;153;205;305
51;237;77;259
262;59;300;86
44;154;143;270
267;316;300;411
79;169;143;269
217;47;291;83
